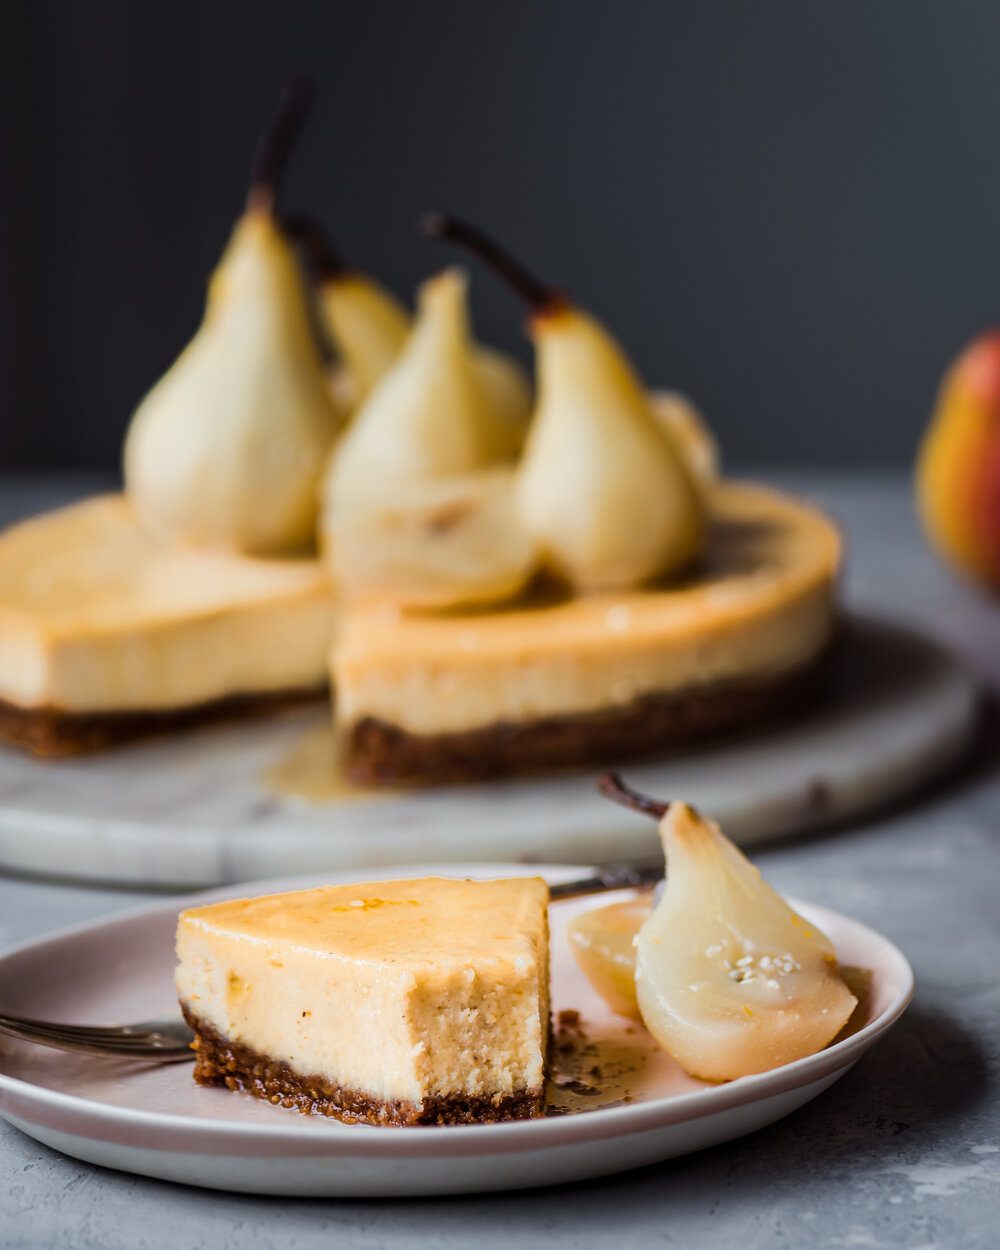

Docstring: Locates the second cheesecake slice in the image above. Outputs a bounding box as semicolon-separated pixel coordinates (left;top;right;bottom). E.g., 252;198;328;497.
176;876;550;1126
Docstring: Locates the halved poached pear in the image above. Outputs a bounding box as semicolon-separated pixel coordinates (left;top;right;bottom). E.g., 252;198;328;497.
636;802;857;1081
595;774;858;1082
568;895;652;1020
323;466;538;610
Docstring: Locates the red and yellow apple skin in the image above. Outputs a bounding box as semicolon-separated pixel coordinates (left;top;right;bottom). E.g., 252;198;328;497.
917;332;1000;592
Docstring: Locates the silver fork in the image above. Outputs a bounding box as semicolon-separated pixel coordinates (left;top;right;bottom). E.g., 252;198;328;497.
0;1012;195;1062
0;862;662;1064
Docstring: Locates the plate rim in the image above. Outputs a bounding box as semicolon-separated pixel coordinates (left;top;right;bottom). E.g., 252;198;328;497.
0;862;915;1157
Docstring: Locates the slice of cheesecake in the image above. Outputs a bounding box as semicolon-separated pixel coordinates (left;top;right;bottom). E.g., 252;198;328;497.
0;495;337;755
332;481;841;785
176;876;551;1126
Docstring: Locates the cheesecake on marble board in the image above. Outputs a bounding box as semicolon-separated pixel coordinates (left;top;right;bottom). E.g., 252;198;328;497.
0;496;336;755
176;875;551;1126
333;481;841;785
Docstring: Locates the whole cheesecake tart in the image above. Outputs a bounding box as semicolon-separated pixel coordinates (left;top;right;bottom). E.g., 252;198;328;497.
333;480;841;785
0;495;336;755
176;875;551;1126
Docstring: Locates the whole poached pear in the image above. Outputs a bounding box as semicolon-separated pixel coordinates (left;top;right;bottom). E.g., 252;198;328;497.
327;267;512;495
917;331;1000;591
521;304;705;591
124;81;343;556
423;214;706;593
285;214;530;453
321;273;530;455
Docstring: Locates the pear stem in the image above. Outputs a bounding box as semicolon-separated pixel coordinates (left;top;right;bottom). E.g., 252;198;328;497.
421;213;562;313
247;75;316;215
282;213;350;281
597;772;670;819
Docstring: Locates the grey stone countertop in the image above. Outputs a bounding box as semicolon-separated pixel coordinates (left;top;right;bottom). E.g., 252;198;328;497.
1;470;998;1250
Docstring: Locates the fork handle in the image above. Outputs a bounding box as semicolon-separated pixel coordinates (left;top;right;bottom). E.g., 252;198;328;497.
0;1015;194;1062
549;862;662;901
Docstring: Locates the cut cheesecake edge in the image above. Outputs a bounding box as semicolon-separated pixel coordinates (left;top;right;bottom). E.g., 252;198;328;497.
0;684;327;758
182;1005;544;1126
331;481;842;785
175;876;551;1127
343;641;836;786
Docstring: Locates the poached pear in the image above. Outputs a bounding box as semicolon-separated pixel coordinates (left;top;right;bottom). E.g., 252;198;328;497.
124;79;342;556
328;268;504;493
650;390;719;486
287;214;530;450
597;773;857;1081
321;267;539;607
282;215;410;406
424;215;706;592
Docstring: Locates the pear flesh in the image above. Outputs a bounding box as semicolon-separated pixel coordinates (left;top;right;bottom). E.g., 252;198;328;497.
324;467;537;610
568;895;652;1020
518;308;706;592
635;803;857;1081
124;210;343;555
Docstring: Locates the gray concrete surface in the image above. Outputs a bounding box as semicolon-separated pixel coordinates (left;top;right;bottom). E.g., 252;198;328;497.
1;471;999;1249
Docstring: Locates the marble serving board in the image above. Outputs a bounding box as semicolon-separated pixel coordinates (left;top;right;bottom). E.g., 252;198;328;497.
0;616;979;889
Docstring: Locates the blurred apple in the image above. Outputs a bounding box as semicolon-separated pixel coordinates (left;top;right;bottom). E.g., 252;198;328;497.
917;331;1000;592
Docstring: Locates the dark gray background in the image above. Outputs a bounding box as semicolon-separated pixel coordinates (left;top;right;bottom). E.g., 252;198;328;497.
2;0;997;471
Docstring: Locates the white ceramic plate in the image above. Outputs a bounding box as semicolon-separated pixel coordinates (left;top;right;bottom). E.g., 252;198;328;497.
0;864;913;1197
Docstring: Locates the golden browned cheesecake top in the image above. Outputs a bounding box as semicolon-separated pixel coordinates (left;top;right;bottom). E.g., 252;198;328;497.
179;875;550;972
0;495;329;632
0;494;335;713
